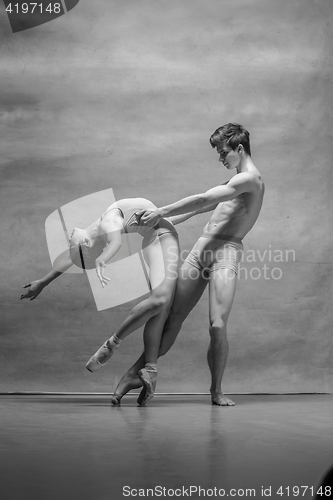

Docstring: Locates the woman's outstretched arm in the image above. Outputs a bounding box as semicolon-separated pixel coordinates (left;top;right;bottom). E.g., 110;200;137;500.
20;251;73;301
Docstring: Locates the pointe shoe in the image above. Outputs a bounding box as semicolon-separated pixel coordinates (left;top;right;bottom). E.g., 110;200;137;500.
111;394;121;405
137;385;147;406
137;368;157;405
86;341;116;372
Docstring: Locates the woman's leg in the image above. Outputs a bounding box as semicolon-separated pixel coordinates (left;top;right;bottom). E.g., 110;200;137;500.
142;234;179;363
131;233;179;404
111;307;173;405
87;233;179;372
112;259;208;403
111;233;179;341
110;234;179;403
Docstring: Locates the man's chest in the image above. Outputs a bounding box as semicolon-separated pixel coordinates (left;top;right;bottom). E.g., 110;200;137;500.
213;196;247;220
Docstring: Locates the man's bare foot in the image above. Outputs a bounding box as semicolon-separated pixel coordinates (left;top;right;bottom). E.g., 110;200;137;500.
211;392;235;406
111;375;142;405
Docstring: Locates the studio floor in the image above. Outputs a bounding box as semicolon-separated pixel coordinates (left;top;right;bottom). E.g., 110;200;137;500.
1;394;332;500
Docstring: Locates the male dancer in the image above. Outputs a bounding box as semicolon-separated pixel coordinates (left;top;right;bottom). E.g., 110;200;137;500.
112;123;264;405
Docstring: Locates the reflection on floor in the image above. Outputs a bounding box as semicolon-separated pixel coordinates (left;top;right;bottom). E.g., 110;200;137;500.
1;394;332;500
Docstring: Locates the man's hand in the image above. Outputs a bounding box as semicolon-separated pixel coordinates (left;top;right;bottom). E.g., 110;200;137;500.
136;209;163;227
20;280;45;301
95;257;110;288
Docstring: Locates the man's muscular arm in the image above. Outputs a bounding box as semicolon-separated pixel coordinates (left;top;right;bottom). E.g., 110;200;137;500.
167;202;219;225
140;174;253;226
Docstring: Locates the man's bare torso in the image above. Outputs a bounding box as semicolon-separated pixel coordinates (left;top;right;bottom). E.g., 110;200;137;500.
195;174;264;263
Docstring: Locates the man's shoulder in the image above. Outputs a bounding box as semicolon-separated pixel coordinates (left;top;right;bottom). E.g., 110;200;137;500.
228;172;263;190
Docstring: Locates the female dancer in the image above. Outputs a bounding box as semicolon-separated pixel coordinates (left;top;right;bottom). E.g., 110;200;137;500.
21;197;180;405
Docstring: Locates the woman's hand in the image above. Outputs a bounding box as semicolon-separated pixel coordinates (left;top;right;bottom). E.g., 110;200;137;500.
20;280;45;301
95;257;110;288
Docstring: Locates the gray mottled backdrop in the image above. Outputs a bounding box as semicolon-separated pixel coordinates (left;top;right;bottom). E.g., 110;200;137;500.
1;0;332;393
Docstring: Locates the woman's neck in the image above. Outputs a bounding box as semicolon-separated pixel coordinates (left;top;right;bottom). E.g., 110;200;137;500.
85;219;101;239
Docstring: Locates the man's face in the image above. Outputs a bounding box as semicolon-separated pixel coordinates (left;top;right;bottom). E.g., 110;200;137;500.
215;141;240;170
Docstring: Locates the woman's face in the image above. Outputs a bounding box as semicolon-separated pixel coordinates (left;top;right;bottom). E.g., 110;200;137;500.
69;230;105;269
69;227;85;248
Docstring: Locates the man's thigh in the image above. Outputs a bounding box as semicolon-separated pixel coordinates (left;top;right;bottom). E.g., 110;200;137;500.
208;268;238;324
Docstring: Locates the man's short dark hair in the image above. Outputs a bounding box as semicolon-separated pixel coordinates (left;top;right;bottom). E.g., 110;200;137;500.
210;123;251;156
